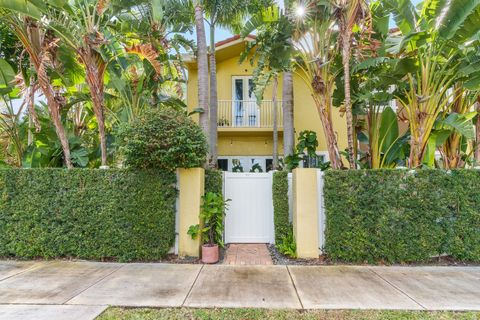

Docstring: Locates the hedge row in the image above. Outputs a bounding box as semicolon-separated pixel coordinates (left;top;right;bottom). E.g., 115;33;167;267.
324;169;480;263
273;171;290;243
205;169;223;194
0;169;176;262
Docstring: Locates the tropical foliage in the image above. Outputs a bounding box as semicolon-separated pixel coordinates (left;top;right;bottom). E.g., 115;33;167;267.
1;0;480;170
188;192;229;247
0;0;195;168
244;0;480;170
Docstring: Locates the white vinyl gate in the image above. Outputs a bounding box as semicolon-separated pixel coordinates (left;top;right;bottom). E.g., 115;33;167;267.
224;172;275;244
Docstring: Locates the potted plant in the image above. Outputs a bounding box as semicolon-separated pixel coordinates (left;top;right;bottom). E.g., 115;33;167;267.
188;192;229;264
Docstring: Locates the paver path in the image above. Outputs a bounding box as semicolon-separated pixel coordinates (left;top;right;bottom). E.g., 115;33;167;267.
223;243;273;265
0;261;479;319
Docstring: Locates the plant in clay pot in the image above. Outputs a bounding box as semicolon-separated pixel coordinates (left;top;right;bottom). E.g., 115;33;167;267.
188;192;229;264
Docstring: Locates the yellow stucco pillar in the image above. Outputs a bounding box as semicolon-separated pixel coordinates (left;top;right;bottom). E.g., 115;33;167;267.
293;168;319;259
178;168;204;258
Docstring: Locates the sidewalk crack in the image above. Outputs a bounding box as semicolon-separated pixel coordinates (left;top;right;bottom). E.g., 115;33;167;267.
368;267;426;310
286;266;304;309
0;261;54;283
182;264;204;307
62;264;125;305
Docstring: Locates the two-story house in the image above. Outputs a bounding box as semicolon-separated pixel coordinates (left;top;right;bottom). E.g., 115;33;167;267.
184;35;348;172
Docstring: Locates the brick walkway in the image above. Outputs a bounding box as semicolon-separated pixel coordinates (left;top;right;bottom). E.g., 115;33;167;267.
223;243;273;265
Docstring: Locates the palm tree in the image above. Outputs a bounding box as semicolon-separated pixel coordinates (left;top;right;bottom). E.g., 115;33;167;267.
333;0;370;169
0;8;73;168
203;0;267;167
282;4;294;159
241;8;292;169
292;2;344;169
47;0;114;167
282;71;294;158
194;0;209;141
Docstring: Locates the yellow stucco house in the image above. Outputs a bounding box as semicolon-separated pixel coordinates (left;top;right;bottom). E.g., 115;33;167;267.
185;35;348;172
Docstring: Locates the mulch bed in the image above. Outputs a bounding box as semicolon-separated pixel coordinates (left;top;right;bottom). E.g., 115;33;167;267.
267;244;480;266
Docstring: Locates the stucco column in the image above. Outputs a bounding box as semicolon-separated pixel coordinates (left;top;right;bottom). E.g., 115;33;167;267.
178;168;205;258
292;168;319;258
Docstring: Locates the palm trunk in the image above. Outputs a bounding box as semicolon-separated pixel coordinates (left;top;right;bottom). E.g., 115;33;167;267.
342;31;356;169
272;75;279;169
194;2;209;138
475;98;480;164
37;57;73;169
27;78;40;146
208;24;218;168
312;95;343;169
282;72;294;159
21;21;73;168
84;55;108;167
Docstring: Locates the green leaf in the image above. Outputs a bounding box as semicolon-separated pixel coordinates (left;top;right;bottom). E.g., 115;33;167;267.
438;112;477;139
151;0;164;23
0;58;16;87
379;107;399;153
438;0;480;39
0;0;43;19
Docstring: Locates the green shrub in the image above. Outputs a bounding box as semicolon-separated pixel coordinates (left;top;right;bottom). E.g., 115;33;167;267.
324;169;480;263
205;169;223;194
272;171;296;257
0;169;176;262
117;108;207;171
273;171;290;242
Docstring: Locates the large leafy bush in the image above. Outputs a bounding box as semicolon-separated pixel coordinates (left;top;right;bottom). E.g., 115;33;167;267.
118;108;207;170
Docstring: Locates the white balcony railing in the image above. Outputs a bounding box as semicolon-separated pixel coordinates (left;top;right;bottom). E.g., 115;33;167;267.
217;100;283;128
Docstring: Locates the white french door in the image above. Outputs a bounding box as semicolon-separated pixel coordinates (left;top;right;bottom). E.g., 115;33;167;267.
232;76;259;127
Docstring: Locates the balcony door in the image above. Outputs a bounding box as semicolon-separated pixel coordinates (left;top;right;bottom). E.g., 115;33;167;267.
232;76;259;127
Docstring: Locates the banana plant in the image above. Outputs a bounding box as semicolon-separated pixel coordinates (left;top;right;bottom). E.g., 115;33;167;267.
424;86;478;168
0;2;74;167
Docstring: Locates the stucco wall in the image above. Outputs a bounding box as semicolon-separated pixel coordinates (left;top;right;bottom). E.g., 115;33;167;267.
186;47;348;159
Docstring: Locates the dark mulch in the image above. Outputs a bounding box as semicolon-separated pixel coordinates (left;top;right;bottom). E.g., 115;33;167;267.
267;245;480;267
267;244;331;265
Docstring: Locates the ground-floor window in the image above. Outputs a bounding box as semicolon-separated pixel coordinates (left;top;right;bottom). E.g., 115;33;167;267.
217;152;329;172
217;157;274;172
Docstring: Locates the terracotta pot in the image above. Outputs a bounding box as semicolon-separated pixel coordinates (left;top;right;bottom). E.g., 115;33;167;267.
201;244;219;264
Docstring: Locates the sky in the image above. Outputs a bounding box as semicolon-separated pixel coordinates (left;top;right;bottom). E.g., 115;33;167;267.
190;0;423;46
8;0;423;112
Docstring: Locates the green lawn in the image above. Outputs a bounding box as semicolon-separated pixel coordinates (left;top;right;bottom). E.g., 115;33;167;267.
97;308;480;320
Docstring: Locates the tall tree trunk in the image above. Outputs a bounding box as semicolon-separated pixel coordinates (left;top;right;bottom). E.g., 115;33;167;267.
37;56;73;168
208;24;218;168
342;31;356;169
312;95;343;169
194;2;209;139
27;78;40;146
475;98;480;164
84;55;108;167
22;22;72;168
282;72;294;159
272;75;279;169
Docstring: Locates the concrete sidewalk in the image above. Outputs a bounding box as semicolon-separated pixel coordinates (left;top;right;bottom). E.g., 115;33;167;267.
0;261;479;320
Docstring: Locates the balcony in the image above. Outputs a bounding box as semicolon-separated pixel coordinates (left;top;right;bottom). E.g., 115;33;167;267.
217;100;283;130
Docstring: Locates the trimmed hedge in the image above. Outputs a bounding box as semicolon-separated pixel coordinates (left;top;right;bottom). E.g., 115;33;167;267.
273;171;290;243
205;169;223;194
324;169;480;264
0;169;176;262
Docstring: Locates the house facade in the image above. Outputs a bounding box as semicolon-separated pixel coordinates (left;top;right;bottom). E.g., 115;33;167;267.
185;35;348;172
